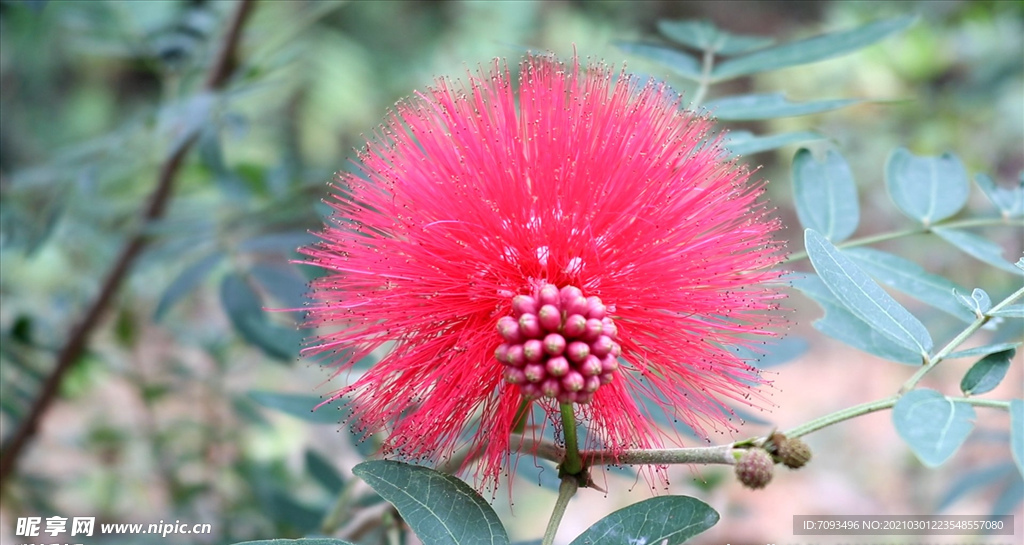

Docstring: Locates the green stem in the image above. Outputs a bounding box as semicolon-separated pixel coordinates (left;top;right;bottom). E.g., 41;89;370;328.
784;396;899;439
900;284;1024;393
784;217;1022;263
542;476;578;545
690;48;715;109
559;403;583;475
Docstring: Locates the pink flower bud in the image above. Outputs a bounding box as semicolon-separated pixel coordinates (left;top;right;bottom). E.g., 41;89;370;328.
523;339;544;362
586;296;606;320
512;295;538;317
590;335;614;357
518;313;542;338
581;354;603;376
566;341;590;362
504;368;526;384
545;356;569;377
497;316;522;343
538;304;562;332
559;285;583;305
562;370;585;392
563;314;586;337
565;295;588;317
507;344;526;367
543;333;566;355
583;375;601;393
583;318;603;342
523;363;546;383
494;343;511;363
541;378;561;398
538;283;560;306
601;355;619;374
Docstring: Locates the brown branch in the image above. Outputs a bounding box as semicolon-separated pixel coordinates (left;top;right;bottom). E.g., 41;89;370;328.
0;0;256;489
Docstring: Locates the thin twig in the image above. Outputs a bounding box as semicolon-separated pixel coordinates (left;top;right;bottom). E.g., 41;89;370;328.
0;0;255;488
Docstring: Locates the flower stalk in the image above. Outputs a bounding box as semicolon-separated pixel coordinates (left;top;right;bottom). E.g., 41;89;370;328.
559;403;584;476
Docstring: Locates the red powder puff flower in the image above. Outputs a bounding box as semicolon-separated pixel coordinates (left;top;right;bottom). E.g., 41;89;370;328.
301;54;785;487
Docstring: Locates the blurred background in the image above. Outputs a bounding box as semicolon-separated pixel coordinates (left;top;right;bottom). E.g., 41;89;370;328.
1;1;1021;544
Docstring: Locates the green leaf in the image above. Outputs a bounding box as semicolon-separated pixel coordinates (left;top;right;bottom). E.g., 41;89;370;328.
154;252;225;321
568;496;718;545
353;460;509;545
711;16;915;80
723;130;823;156
248;391;340;424
885;148;969;225
992;304;1024;318
975;173;1023;218
657;19;773;54
790;274;921;364
614;42;701;80
792;149;859;243
706;94;860;121
232;539;356;545
221;272;303;361
953;288;992;316
251;263;311;310
844;248;973;322
893;389;975;468
1011;399;1024;477
306;449;344;494
933;227;1024;275
948;342;1021;359
960;349;1014;396
805;230;932;355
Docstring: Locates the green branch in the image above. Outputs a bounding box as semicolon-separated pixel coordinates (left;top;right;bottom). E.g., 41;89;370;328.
542;477;578;545
784;217;1021;263
559;403;583;475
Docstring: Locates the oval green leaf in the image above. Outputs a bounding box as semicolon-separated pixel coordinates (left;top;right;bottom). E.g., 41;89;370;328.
793;149;859;243
805;230;932;355
221;272;302;361
723;130;823;156
568;496;719;545
932;227;1024;275
975;173;1024;218
657;19;773;55
353;460;510;545
844;248;973;322
614;42;701;80
948;342;1021;360
790;274;921;364
707;94;860;121
960;349;1015;396
1011;399;1024;477
885;148;969;225
893;389;976;468
248;391;341;424
712;16;915;80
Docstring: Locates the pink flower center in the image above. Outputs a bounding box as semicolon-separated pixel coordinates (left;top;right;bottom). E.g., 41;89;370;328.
494;283;621;404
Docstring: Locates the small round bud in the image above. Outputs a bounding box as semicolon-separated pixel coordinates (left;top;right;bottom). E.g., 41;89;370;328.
504;368;526;385
601;317;617;339
523;363;546;383
559;285;583;305
580;354;603;377
545;356;570;377
583;375;601;393
538;304;562;332
590;335;615;357
563;314;586;338
777;437;812;469
540;378;561;398
512;295;538;317
506;344;525;367
575;392;593;404
520;383;541;399
583;318;604;342
565;296;588;317
586;296;606;320
735;449;774;490
566;341;590;363
523;339;544;362
494;343;511;363
557;391;577;404
497;316;522;343
538;284;560;306
519;313;542;338
543;333;566;356
600;355;619;373
562;370;585;392
599;372;614;385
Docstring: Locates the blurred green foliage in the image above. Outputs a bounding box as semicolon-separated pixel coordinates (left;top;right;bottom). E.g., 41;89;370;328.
0;1;1020;544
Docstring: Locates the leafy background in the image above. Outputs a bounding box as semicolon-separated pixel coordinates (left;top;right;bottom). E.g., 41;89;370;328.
0;0;1021;544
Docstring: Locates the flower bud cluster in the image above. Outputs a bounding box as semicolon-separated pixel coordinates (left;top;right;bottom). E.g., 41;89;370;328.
495;284;620;404
735;448;774;490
